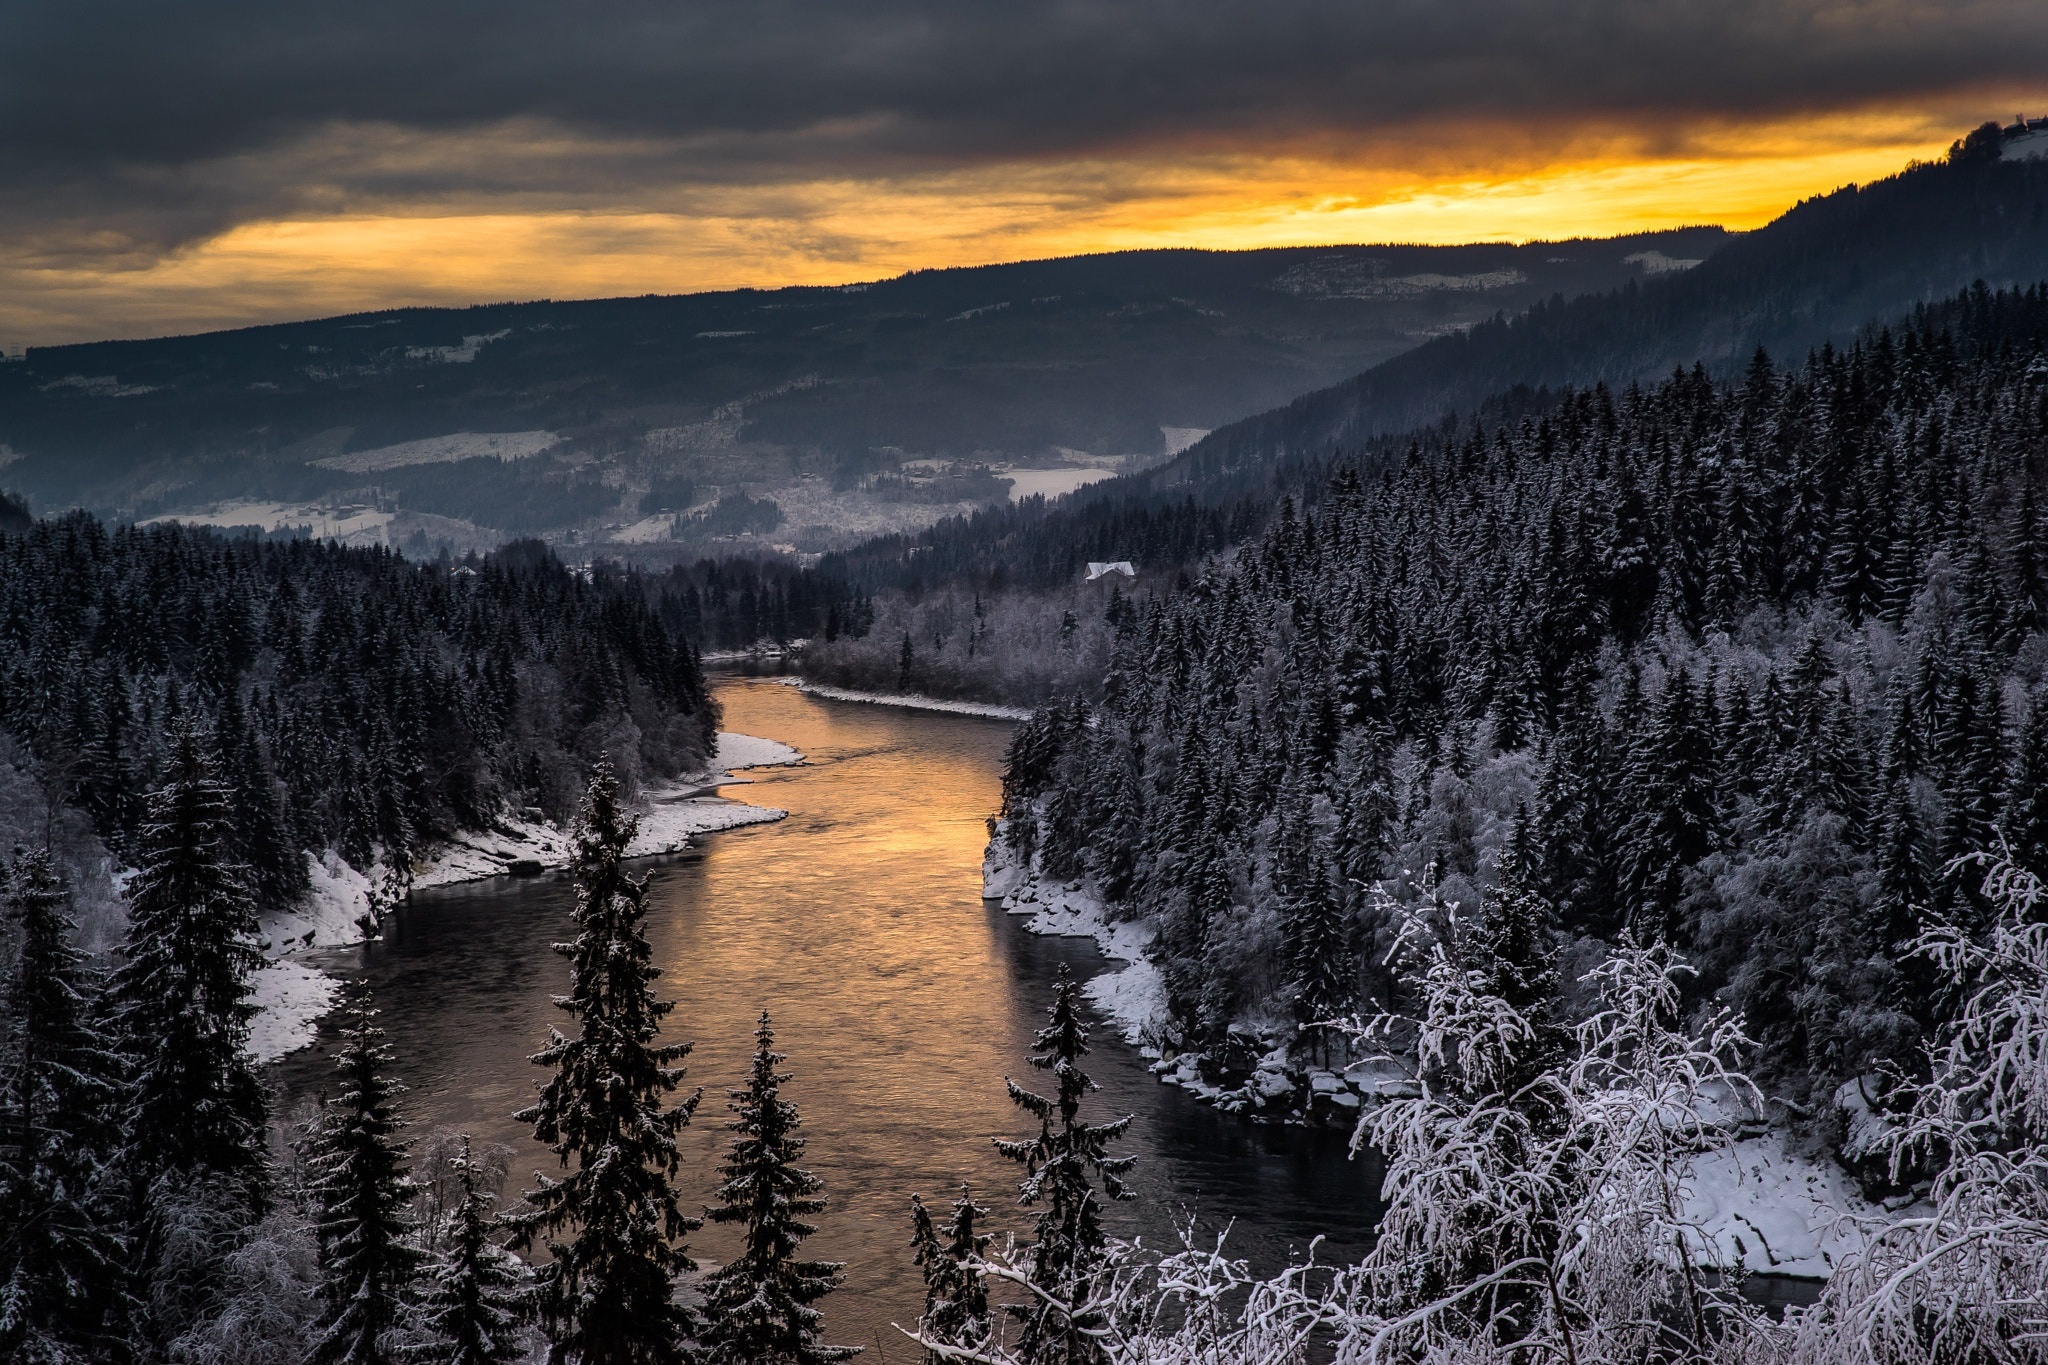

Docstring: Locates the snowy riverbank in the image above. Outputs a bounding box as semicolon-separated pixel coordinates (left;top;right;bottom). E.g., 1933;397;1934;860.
248;731;803;1062
981;824;1895;1282
782;676;1036;721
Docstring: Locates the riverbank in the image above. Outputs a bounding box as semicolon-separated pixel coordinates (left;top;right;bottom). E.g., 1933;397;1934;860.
781;676;1036;721
248;730;803;1061
981;821;1898;1283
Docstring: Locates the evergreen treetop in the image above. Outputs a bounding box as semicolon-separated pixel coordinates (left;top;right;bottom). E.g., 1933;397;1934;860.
700;1011;855;1365
994;966;1135;1365
507;759;699;1365
305;980;423;1365
109;727;268;1186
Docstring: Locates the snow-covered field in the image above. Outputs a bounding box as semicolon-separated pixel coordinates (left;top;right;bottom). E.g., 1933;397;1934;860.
144;501;395;539
248;732;801;1060
1001;466;1119;501
787;676;1036;721
309;429;558;473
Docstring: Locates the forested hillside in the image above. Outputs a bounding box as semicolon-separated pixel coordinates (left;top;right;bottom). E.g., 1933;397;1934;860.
831;138;2048;599
0;521;718;908
997;281;2048;1146
0;233;1719;544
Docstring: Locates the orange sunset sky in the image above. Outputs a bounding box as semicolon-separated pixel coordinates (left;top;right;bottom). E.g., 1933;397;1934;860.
4;0;2045;347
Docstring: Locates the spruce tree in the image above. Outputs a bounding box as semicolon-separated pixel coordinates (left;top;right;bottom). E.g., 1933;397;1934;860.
0;849;129;1363
109;726;268;1185
414;1135;530;1365
306;980;423;1365
700;1012;855;1365
507;760;699;1365
2004;693;2048;883
994;967;1136;1365
908;1187;991;1361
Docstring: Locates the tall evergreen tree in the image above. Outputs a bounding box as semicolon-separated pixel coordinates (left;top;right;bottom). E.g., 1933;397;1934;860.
700;1013;855;1365
306;981;424;1365
0;849;128;1364
908;1187;991;1362
994;967;1136;1365
507;760;699;1365
109;727;268;1186
413;1135;531;1365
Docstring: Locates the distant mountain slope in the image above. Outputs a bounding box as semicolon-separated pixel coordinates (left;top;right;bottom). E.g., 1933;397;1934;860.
1170;144;2048;484
0;233;1721;545
831;145;2048;595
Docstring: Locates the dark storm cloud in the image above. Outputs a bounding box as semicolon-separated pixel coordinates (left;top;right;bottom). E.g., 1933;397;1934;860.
3;0;2044;252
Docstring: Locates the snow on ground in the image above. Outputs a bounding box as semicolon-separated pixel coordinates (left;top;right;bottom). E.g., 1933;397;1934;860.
605;512;682;544
143;501;395;540
1161;425;1210;455
250;732;800;1059
982;829;1165;1044
247;959;343;1064
310;429;557;473
1683;1134;1891;1278
1001;466;1119;501
787;677;1035;721
716;732;804;770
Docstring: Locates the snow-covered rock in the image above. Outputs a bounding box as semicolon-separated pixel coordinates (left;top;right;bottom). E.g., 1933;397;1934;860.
984;826;1164;1044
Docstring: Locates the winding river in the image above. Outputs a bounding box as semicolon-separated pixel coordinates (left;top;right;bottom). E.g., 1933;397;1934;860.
273;674;1381;1355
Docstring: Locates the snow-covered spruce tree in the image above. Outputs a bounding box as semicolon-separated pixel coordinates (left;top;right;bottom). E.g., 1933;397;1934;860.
908;1186;991;1361
305;980;423;1365
1783;853;2048;1362
993;966;1136;1365
0;848;130;1363
110;726;269;1188
507;759;700;1365
700;1012;856;1365
413;1135;531;1365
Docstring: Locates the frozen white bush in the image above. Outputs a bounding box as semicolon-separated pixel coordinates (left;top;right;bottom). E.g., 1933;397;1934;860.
1323;897;1768;1363
1779;854;2048;1364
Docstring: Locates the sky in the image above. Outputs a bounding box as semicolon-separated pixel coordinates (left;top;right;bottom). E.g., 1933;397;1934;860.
4;1;2046;347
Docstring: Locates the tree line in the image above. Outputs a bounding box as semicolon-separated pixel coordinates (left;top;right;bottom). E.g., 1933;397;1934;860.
0;521;719;913
998;280;2048;1143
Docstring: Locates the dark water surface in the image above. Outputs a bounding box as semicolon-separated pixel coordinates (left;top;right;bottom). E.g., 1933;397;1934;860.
273;675;1381;1355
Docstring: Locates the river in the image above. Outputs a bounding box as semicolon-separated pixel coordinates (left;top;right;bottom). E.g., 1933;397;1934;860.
273;673;1382;1355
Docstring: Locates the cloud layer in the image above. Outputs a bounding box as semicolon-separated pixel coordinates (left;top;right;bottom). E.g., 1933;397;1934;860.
3;1;2044;340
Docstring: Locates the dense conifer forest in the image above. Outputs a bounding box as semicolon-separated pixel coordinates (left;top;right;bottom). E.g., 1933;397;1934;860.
996;280;2048;1145
0;521;718;911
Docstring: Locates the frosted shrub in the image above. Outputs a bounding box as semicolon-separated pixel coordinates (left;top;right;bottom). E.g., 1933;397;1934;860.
1784;855;2048;1363
1330;899;1768;1363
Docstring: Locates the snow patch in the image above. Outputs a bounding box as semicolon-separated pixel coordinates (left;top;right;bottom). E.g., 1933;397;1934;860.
1683;1134;1891;1279
715;731;804;771
784;676;1035;721
248;734;799;1060
311;429;557;474
247;960;342;1064
1624;249;1705;274
1002;467;1118;502
982;829;1165;1044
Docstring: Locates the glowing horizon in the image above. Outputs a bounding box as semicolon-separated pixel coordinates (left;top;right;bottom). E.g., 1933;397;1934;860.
0;103;2028;348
